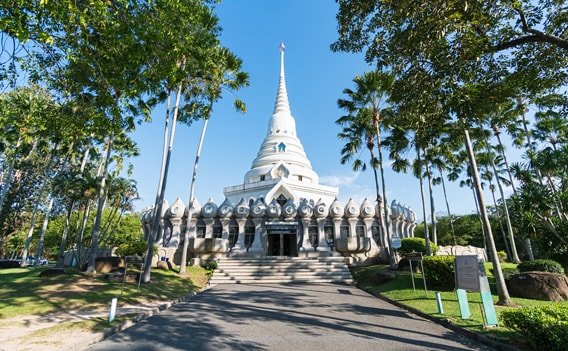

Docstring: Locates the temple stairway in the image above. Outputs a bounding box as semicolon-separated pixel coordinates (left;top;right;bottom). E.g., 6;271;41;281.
209;257;353;285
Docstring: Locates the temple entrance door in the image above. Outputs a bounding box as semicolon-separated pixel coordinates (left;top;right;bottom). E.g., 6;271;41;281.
266;223;298;257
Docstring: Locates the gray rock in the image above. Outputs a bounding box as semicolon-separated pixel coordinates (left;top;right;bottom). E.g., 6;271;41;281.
506;271;568;301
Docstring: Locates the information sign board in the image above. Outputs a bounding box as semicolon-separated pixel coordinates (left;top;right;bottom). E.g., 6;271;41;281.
455;255;481;292
391;237;401;249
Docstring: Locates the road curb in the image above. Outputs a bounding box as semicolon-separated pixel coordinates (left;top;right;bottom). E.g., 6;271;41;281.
74;284;213;350
357;285;521;351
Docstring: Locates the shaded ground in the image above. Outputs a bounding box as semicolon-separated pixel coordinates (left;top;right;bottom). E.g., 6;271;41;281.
87;283;493;351
0;267;209;350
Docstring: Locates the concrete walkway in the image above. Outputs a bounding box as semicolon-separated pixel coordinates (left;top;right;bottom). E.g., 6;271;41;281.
86;283;493;351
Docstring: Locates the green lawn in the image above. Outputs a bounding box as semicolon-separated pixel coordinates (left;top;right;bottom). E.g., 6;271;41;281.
353;264;568;349
0;266;209;320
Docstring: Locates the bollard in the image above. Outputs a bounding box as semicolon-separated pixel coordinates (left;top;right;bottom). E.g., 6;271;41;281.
435;292;444;314
109;297;118;322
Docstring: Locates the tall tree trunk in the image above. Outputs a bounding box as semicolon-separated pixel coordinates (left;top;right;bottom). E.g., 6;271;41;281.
86;134;114;273
416;146;431;256
75;201;92;267
0;137;21;212
180;114;211;274
489;155;520;263
439;170;457;246
463;129;513;306
490;184;512;261
424;148;437;245
143;83;183;283
57;147;90;267
34;197;54;264
21;146;57;267
471;184;487;253
373;118;395;267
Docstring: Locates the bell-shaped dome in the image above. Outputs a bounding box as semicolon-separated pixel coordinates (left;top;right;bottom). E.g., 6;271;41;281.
282;198;297;217
298;198;313;218
168;198;185;219
251;198;266;217
218;198;234;218
234;198;250;218
185;198;201;218
330;198;344;218
314;198;328;218
202;198;218;218
345;198;360;218
267;199;281;218
360;198;375;218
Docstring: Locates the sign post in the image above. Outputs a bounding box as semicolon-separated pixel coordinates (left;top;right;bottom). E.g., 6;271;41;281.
406;252;427;293
454;255;497;326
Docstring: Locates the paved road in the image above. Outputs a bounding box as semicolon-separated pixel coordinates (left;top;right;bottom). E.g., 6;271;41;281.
87;283;492;351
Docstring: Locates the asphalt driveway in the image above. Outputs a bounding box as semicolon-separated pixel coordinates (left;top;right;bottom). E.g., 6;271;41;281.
86;283;492;351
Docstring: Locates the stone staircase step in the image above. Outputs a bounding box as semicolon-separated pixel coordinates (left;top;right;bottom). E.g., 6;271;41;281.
210;257;353;285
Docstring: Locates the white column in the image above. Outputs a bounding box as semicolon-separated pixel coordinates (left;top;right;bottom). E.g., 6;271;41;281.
300;219;312;251
316;219;330;251
249;219;264;254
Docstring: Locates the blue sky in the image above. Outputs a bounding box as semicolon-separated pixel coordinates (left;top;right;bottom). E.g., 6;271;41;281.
128;0;517;220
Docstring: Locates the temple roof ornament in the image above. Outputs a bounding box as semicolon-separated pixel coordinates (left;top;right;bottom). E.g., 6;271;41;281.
330;198;344;218
218;198;234;218
314;199;327;218
267;199;281;218
282;198;297;218
345;198;360;217
202;198;218;218
360;198;375;218
234;198;250;218
168;198;185;219
185;198;201;217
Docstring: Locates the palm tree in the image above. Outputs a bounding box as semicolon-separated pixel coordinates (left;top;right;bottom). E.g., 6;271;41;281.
179;47;248;275
337;70;396;267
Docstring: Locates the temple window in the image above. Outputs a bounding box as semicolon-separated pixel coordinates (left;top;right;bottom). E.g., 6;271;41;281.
244;223;255;248
340;224;349;238
356;224;365;237
308;225;319;248
213;220;223;239
196;220;206;238
229;222;239;248
324;225;334;247
298;175;303;181
371;225;381;245
276;194;287;207
277;142;286;152
260;175;265;181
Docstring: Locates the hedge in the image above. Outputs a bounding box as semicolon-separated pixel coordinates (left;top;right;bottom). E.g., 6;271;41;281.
501;304;568;351
517;259;565;274
423;255;455;290
398;237;439;255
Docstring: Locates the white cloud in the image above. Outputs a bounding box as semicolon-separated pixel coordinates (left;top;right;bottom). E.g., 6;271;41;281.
319;172;360;187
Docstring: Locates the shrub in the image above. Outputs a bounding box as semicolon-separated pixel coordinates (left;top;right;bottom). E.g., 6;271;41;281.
497;250;507;262
116;238;148;257
398;237;438;256
501;304;568;351
517;259;565;274
201;260;218;278
423;255;455;290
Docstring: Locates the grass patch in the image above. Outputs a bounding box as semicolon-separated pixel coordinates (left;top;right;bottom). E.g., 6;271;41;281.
0;266;209;320
353;264;568;350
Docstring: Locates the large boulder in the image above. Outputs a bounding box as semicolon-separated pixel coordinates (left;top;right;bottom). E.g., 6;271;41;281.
95;256;124;274
506;272;568;301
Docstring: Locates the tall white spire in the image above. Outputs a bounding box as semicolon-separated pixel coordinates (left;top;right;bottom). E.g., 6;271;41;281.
273;42;291;115
242;43;318;185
